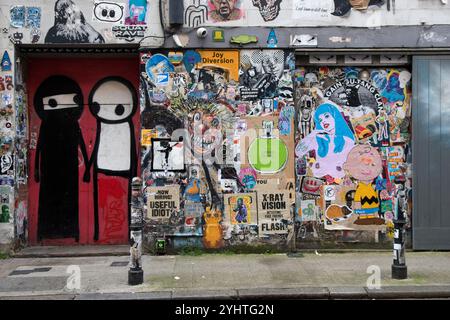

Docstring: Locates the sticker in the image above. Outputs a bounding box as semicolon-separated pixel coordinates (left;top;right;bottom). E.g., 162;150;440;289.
25;7;41;28
145;54;174;84
300;200;317;222
0;154;13;174
323;185;336;201
10;6;25;28
155;73;170;86
212;29;225;42
93;1;125;23
182;50;201;74
30;28;41;43
267;28;278;48
230;34;258;45
1;93;13;106
238;167;257;190
300;176;324;196
290;34;318;47
10;32;23;44
168;52;183;65
1;52;12;72
125;0;147;25
141;129;157;147
184;201;204;218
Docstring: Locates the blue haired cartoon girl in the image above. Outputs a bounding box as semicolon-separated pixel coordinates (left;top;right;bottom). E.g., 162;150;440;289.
295;103;355;179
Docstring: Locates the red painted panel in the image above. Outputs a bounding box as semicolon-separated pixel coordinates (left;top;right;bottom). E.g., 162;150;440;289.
27;57;140;245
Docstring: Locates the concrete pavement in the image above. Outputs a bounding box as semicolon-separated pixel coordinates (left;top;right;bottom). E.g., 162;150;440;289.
1;251;450;299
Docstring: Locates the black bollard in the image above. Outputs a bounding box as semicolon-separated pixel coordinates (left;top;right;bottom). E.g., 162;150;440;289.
391;190;407;279
128;177;144;285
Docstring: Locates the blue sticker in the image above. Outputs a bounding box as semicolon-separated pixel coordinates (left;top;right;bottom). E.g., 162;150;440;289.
155;73;169;86
278;116;291;135
267;28;278;48
183;50;201;74
1;51;12;72
145;54;174;84
26;7;41;29
10;6;25;28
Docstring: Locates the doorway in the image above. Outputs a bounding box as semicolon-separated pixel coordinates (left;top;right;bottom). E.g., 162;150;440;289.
27;56;139;245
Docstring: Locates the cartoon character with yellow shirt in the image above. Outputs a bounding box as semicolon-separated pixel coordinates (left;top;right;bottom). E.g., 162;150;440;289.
343;144;385;225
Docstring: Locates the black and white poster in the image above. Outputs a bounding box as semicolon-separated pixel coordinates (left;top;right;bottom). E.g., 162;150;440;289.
151;139;185;171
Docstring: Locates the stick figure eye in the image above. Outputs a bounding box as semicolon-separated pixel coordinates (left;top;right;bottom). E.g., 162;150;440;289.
102;9;108;17
115;104;125;116
48;99;58;108
91;102;100;114
109;10;115;18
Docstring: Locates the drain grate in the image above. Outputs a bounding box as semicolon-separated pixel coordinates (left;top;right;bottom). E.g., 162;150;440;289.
110;261;129;267
9;267;52;276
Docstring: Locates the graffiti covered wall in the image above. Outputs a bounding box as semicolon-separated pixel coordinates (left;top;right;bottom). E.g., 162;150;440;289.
0;45;16;246
182;0;450;28
140;49;296;249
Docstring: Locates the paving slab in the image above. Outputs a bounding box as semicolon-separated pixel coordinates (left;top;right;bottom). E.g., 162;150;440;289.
0;276;67;292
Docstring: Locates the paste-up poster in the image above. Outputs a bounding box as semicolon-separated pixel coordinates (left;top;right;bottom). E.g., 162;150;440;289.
299;199;318;222
258;189;291;234
224;193;257;225
383;146;405;182
125;0;147;25
240;116;295;185
147;186;180;221
25;7;41;28
141;129;158;147
151;138;185;171
196;50;240;83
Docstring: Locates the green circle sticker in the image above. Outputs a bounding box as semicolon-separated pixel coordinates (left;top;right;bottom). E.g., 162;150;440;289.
248;138;288;174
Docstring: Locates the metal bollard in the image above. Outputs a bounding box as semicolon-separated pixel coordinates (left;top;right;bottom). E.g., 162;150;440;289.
391;193;407;279
128;177;144;285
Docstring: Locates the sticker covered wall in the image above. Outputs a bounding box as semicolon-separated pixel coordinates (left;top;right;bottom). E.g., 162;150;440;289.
140;49;296;250
294;67;412;242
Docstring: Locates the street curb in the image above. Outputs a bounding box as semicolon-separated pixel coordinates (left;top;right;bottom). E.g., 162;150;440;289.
237;287;330;300
12;252;130;258
172;289;238;300
2;286;450;300
365;286;450;299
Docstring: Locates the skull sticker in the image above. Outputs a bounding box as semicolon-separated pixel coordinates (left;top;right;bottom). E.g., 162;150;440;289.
252;0;282;22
